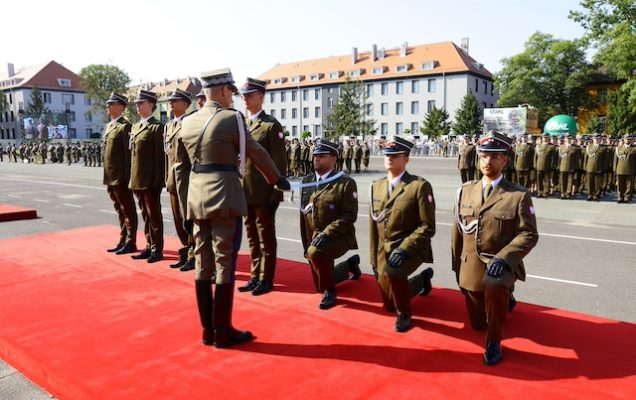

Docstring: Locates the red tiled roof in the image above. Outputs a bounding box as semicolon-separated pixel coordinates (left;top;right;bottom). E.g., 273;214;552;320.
0;61;83;92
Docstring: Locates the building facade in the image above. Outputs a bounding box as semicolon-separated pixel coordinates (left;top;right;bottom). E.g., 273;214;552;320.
128;77;203;123
1;61;104;145
258;41;498;138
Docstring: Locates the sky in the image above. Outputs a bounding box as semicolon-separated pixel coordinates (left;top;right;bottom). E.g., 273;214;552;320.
1;0;588;86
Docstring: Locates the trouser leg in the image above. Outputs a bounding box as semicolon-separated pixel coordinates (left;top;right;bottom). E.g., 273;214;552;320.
112;186;138;247
107;186;126;246
142;189;164;253
463;290;487;331
135;191;150;250
460;169;468;183
252;204;278;282
617;175;627;200
244;206;262;280
307;250;335;292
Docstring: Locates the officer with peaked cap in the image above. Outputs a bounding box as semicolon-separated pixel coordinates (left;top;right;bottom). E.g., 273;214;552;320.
299;140;361;310
237;78;288;296
195;89;206;109
102;92;138;255
129;89;166;263
164;88;196;271
615;133;636;203
584;134;605;201
452;131;539;365
369;136;435;333
175;68;290;348
458;135;477;183
534;133;557;197
558;134;583;199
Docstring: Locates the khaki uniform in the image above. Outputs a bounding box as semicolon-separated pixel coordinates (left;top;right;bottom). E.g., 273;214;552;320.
243;111;287;283
129;116;165;253
343;144;353;173
369;172;435;317
362;145;370;170
514;143;535;189
458;143;477;183
175;102;281;283
534;142;557;196
102;116;137;248
583;144;605;200
353;143;363;173
614;144;636;202
290;142;301;176
558;143;582;198
452;179;538;341
299;171;358;292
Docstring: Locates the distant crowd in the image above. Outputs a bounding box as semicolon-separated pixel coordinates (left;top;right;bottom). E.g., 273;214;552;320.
0;141;103;166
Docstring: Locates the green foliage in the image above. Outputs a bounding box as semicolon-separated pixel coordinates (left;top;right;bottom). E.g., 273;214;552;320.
300;130;311;140
420;107;451;139
494;32;593;126
453;92;483;136
26;86;49;119
324;77;371;140
403;128;411;134
584;114;601;134
78;64;130;122
606;83;636;137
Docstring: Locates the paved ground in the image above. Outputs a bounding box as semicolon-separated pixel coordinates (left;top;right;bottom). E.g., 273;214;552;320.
1;155;635;398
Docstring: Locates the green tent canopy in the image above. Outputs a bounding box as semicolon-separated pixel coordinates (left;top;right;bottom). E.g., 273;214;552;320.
544;115;578;136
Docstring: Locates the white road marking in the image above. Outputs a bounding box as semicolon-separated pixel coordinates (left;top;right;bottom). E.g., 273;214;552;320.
63;203;83;208
277;237;303;243
98;209;117;214
33;199;50;203
527;274;598;288
539;232;636;246
0;176;103;191
7;194;22;198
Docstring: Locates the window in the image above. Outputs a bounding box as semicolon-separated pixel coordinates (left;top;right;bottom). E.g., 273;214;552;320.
411;101;419;114
314;107;320;118
381;82;388;95
395;81;404;94
349;69;363;77
396;122;403;134
381;103;389;115
327;88;334;94
366;104;373;116
86;128;93;136
57;78;72;87
269;93;275;103
292;108;297;119
366;83;373;97
68;128;76;138
292;90;297;101
314;125;321;137
281;109;286;119
69;111;76;122
302;89;308;101
63;93;75;105
280;92;286;102
427;79;436;93
427;100;436;112
372;67;384;75
84;97;92;106
396;102;403;115
292;126;297;136
475;78;479;91
271;110;276;118
381;123;388;135
483;81;487;94
411;122;419;133
328;98;334;108
421;61;435;70
291;75;303;83
43;92;52;103
85;112;92;122
411;80;419;93
396;65;408;73
314;89;320;100
303;107;309;118
329;71;341;79
303;125;309;132
598;88;608;103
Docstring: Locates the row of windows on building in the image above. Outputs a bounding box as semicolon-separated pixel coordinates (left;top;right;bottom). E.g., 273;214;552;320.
269;100;437;120
2;92;91;107
279;121;421;137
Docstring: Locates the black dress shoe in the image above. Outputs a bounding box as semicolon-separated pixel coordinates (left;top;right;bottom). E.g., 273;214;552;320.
179;259;195;271
348;255;361;280
107;243;124;253
238;279;259;292
115;244;137;255
319;288;337;310
394;314;412;332
483;341;503;366
418;267;434;296
131;249;151;260
147;251;163;263
213;328;254;348
252;280;274;296
170;259;185;269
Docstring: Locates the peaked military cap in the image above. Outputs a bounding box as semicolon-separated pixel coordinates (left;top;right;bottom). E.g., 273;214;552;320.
200;68;238;92
383;136;414;155
541;132;550;137
166;88;192;104
478;131;512;152
195;89;206;98
240;77;267;94
312;140;338;156
106;92;128;106
135;89;158;103
623;133;634;140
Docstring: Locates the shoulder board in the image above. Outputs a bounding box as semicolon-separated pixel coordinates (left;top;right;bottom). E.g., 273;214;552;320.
371;177;385;184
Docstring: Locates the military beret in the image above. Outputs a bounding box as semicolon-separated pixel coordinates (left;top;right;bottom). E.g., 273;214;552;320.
383;136;413;155
240;77;267;94
135;89;158;103
478;131;512;152
312;140;338;156
106;92;128;106
200;68;238;92
166;88;192;104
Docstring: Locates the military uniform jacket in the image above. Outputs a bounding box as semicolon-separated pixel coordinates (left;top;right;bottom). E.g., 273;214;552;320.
514;143;535;171
369;172;435;270
353;145;362;160
129;116;165;190
343;145;353;159
175;102;281;220
457;144;476;169
584;144;604;173
558;144;582;172
299;171;358;252
102;116;132;186
362;146;370;161
243;111;287;205
534;143;556;171
291;143;301;161
164;115;192;195
614;145;636;176
452;179;539;292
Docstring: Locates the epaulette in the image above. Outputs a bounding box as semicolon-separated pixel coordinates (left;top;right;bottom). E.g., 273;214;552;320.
462;179;478;187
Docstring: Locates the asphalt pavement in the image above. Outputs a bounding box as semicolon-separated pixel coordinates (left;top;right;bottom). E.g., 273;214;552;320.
1;155;635;398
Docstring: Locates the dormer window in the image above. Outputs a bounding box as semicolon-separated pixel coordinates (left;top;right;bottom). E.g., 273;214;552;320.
420;61;436;70
372;67;385;75
273;77;287;85
57;78;72;87
349;68;364;77
396;64;411;73
291;75;304;83
329;71;342;80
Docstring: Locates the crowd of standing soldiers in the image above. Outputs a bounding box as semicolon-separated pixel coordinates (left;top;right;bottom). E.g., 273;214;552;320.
285;137;371;177
0;141;104;166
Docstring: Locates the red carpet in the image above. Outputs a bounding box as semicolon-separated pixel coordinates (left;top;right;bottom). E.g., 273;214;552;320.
0;226;634;400
0;203;37;222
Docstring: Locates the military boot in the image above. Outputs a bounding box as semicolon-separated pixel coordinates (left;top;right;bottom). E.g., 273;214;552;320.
213;283;253;348
195;280;214;345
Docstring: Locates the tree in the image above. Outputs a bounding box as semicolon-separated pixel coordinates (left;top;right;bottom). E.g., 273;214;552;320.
606;84;636;137
301;130;311;140
495;32;593;126
26;85;49;119
420;107;451;139
453;92;482;136
584;114;601;134
79;64;130;121
323;77;364;140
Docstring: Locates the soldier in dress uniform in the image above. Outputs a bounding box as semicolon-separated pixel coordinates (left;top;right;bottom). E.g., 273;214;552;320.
237;78;287;296
164;89;195;271
457;135;477;183
614;134;636;203
290;138;301;177
534;133;557;197
174;68;289;348
301;140;311;175
369;137;435;332
362;141;371;171
299;140;361;310
343;139;353;174
452;131;539;365
353;139;363;173
558;135;583;199
195;89;206;109
102;92;138;255
129;89;165;263
514;134;535;189
584;134;605;201
336;142;344;171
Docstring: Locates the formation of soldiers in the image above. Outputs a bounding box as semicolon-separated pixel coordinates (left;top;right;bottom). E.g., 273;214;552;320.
285;137;370;177
457;132;636;203
0;141;103;166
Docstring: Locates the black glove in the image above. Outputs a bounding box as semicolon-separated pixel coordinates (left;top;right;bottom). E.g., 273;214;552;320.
486;256;509;278
183;219;194;235
275;177;291;191
310;232;329;248
387;248;409;269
